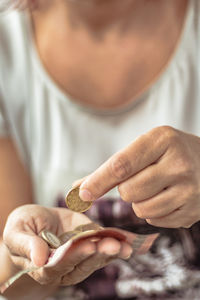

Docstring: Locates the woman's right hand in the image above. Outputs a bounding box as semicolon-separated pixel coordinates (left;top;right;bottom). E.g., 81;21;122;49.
3;204;132;286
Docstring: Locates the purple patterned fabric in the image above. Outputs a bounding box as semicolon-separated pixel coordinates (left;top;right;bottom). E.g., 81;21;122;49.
55;196;200;299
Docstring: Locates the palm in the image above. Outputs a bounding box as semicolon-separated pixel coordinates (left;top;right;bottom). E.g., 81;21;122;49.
50;207;92;236
4;204;132;288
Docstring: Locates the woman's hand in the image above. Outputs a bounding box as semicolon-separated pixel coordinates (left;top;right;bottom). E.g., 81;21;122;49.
79;126;200;228
3;205;132;286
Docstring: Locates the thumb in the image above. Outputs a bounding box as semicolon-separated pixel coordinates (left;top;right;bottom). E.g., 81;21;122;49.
72;176;88;188
30;235;50;267
4;231;49;267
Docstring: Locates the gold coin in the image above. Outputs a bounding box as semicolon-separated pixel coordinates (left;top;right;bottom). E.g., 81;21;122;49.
59;223;103;244
70;230;98;241
41;230;61;249
59;230;80;244
74;223;103;232
65;186;93;213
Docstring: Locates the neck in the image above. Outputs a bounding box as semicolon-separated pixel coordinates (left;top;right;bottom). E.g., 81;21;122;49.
34;0;143;32
65;0;137;29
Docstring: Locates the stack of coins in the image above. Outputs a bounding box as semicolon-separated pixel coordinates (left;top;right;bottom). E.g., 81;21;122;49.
41;222;103;247
41;230;62;249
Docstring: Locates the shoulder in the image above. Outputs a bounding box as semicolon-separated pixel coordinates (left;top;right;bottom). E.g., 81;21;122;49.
0;10;32;148
0;11;25;64
0;11;32;108
0;11;31;84
190;0;200;68
192;0;200;34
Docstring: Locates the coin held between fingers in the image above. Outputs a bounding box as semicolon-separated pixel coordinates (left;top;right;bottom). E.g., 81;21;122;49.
65;186;93;213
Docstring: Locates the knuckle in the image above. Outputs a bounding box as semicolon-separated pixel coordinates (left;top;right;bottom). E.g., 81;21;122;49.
160;125;177;139
170;158;195;182
152;125;176;142
177;159;194;178
185;184;198;200
110;153;132;181
161;126;180;147
148;126;179;153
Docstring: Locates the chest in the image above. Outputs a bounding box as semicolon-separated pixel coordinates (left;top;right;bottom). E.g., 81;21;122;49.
35;9;187;109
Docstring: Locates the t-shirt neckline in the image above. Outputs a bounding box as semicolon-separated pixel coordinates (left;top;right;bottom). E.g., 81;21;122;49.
25;0;192;116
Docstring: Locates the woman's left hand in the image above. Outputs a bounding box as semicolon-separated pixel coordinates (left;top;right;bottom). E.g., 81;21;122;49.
3;205;132;287
79;126;200;228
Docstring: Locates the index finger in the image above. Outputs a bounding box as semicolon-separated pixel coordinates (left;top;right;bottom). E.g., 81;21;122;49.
79;127;168;201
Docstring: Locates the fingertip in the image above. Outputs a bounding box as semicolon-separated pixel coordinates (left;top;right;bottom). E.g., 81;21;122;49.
81;240;96;256
79;189;94;202
119;242;133;260
97;238;121;256
30;236;50;267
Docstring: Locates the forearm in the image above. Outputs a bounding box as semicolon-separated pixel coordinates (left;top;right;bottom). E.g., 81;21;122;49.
0;138;58;299
0;238;58;300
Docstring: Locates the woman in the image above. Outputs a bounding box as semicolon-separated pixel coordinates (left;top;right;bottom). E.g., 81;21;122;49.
1;0;200;299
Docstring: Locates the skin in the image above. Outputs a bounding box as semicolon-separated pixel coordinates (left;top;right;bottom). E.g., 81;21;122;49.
31;0;188;108
79;126;200;228
3;205;132;285
0;139;131;299
0;0;192;298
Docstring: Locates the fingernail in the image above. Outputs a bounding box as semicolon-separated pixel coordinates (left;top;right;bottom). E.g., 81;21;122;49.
79;189;93;202
124;249;133;260
124;253;132;260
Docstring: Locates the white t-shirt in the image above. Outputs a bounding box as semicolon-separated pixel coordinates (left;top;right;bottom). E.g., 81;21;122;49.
0;0;200;208
1;1;200;299
0;0;200;207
